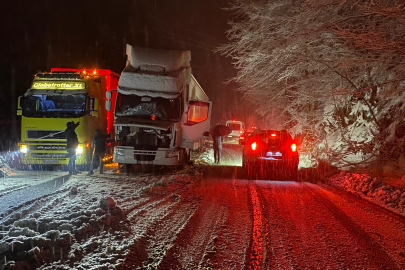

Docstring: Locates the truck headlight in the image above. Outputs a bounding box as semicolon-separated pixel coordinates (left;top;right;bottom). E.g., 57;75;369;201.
76;145;83;155
20;144;28;154
165;150;179;158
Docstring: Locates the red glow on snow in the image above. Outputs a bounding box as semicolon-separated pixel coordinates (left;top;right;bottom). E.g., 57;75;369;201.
249;185;263;269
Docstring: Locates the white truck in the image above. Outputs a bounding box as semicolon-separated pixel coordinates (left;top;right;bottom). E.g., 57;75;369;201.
106;45;212;170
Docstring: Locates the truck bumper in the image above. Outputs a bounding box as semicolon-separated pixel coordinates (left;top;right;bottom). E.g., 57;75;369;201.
19;142;88;165
113;146;181;166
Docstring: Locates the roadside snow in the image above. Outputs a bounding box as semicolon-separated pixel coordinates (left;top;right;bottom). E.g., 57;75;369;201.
329;172;405;217
0;166;202;269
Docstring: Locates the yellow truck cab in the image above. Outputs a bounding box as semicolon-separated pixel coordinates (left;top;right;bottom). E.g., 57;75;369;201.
17;69;119;169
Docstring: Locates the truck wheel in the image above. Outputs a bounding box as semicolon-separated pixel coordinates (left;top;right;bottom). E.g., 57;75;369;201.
177;149;187;170
118;163;131;173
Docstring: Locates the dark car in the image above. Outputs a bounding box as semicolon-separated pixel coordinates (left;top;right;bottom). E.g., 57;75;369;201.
239;127;257;145
241;129;299;180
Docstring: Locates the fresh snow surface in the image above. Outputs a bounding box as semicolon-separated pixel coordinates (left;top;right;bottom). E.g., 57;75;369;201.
0;165;204;269
126;45;191;73
328;172;405;217
1;149;405;269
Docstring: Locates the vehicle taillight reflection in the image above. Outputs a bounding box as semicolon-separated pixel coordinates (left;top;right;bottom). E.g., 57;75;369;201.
291;143;297;152
251;142;257;150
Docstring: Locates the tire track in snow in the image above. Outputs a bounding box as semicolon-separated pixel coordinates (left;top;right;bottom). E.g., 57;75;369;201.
245;184;266;270
261;181;347;269
206;181;251;270
255;182;298;269
118;195;196;269
304;183;401;270
157;182;232;270
196;205;228;269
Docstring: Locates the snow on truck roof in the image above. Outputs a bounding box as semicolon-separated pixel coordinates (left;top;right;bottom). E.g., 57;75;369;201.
126;44;191;72
117;45;192;98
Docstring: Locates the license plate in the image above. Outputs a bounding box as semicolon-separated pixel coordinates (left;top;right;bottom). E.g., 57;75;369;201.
266;152;282;157
43;160;58;164
138;160;152;165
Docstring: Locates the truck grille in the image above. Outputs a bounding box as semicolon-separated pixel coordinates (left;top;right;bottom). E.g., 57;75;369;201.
30;145;66;150
135;133;158;151
31;153;69;159
27;130;66;140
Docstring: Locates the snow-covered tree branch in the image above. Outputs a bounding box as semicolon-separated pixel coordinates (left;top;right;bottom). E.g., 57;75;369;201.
220;0;405;169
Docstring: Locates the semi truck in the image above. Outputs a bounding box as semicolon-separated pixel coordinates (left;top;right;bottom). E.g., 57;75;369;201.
105;45;212;169
17;68;119;168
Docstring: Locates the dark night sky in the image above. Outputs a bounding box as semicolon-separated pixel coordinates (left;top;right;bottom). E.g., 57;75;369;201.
0;0;257;127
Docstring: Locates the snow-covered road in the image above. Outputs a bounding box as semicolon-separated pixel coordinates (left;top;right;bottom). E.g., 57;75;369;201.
1;164;405;269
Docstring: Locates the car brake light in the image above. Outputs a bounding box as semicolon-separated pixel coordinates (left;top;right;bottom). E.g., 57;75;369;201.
240;136;244;140
291;143;297;152
271;133;276;137
251;142;257;150
239;130;243;134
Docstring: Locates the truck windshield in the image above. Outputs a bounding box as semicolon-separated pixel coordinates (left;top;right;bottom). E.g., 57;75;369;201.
22;94;86;118
115;94;181;121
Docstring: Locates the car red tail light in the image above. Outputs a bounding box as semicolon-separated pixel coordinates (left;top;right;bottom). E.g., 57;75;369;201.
271;133;276;137
240;136;244;140
240;130;243;134
251;142;257;150
291;143;297;152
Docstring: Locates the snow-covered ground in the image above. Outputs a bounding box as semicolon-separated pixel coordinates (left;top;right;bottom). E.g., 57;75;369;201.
1;148;405;269
328;172;405;217
0;163;204;269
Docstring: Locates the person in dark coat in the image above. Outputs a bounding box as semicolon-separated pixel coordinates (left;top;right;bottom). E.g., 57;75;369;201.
212;124;224;164
87;129;111;175
65;121;80;175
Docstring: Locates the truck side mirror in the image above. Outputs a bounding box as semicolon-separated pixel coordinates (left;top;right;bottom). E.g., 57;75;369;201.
17;96;24;115
105;90;115;112
106;99;111;111
89;97;99;117
106;91;112;100
185;101;209;126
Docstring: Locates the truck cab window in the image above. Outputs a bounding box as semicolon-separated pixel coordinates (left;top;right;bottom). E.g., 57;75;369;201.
116;94;181;121
22;94;86;118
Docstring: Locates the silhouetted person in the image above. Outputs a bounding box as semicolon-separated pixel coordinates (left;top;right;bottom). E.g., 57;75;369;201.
88;129;110;175
212;124;224;164
65;121;80;175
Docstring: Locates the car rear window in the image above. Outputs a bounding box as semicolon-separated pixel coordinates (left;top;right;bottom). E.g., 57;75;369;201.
227;123;242;130
251;131;292;143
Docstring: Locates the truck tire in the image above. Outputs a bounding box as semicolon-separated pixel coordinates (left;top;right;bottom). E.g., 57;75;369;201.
177;149;187;170
118;163;132;173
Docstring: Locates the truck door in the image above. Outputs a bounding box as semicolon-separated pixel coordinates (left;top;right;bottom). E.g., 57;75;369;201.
180;100;212;149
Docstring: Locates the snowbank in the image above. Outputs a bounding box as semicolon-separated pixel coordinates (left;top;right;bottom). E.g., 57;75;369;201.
328;172;405;216
0;167;202;269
